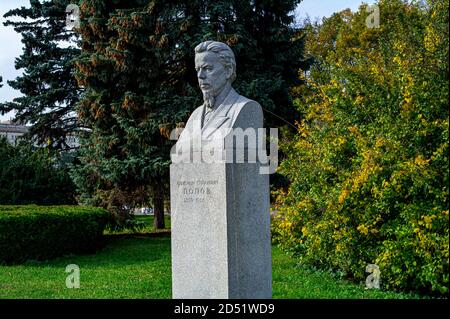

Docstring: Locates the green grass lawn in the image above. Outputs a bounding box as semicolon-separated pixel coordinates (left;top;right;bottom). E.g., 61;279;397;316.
0;236;422;299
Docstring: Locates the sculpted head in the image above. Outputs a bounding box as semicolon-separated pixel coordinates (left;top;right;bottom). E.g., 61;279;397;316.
194;41;236;107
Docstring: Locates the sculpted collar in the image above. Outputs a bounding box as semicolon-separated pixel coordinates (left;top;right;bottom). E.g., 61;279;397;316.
201;88;240;136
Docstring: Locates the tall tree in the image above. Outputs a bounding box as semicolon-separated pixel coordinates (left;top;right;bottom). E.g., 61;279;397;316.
73;0;310;228
0;0;81;150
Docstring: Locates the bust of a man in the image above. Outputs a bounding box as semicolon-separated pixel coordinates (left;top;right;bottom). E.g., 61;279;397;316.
173;40;263;162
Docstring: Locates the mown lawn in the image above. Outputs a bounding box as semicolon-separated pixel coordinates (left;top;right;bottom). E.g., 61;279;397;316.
0;236;421;299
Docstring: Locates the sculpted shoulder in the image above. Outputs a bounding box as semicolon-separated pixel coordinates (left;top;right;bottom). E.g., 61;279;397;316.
229;95;263;129
184;105;204;128
190;105;204;121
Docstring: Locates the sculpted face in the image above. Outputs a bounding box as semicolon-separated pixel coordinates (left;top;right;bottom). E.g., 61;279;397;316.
195;51;231;99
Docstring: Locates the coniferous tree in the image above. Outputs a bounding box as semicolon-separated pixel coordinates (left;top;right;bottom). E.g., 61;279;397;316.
73;0;310;228
0;0;81;150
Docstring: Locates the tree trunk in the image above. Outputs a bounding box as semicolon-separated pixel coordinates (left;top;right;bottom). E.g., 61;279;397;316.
152;179;165;229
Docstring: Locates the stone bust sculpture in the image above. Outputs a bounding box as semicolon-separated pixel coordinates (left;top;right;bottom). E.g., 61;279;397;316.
173;41;264;162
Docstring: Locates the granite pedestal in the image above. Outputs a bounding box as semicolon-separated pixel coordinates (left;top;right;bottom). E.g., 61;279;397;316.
170;162;271;299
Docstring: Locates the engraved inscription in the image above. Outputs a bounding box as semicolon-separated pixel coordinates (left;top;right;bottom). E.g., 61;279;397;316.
178;179;218;202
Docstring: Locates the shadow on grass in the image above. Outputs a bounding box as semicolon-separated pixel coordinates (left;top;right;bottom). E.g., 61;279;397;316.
22;236;171;269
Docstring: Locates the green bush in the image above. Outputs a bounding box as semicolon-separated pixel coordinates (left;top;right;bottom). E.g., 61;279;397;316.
0;137;76;205
0;205;110;264
273;0;448;296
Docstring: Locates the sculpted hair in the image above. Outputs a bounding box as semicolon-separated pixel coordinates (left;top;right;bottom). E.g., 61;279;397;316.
194;41;237;83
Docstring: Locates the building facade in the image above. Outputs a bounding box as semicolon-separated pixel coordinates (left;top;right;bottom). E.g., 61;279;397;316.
0;121;79;149
0;123;28;145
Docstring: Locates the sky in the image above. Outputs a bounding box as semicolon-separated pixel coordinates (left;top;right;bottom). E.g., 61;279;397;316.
0;0;376;122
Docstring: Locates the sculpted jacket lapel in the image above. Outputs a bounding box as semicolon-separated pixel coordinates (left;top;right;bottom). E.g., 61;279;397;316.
202;88;239;139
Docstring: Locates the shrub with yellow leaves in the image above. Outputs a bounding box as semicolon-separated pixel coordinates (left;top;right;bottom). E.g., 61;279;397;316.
272;0;448;296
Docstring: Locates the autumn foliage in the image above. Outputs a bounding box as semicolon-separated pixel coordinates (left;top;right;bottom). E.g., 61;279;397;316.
272;0;449;295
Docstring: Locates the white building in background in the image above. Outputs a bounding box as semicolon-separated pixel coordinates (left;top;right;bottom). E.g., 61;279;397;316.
0;121;79;149
0;122;28;145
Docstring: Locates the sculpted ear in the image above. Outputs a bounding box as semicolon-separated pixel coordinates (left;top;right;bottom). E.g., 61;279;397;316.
226;66;233;80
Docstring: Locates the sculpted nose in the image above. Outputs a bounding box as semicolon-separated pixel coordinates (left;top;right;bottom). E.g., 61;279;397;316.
197;69;206;79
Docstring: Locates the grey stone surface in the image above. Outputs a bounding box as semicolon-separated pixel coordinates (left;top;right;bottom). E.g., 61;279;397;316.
170;162;271;299
170;40;272;299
